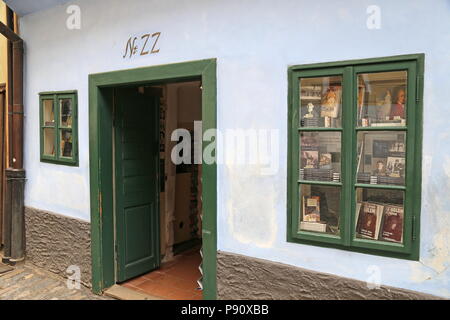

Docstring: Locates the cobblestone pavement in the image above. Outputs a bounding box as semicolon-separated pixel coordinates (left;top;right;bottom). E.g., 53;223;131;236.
0;263;113;300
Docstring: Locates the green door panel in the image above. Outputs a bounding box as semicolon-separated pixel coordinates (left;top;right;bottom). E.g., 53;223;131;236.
115;87;160;282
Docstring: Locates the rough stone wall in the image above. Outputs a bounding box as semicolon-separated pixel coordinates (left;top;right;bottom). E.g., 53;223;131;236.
25;207;92;287
217;251;442;300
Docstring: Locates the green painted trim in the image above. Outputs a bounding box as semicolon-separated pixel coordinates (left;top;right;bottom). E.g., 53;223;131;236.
342;66;354;247
291;67;346;246
200;59;218;300
355;126;407;131
287;54;424;261
298;180;342;187
39;91;79;166
39;90;78;95
298;127;343;132
354;183;406;191
89;59;217;298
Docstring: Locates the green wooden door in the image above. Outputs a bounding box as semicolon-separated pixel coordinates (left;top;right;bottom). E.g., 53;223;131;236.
114;87;160;282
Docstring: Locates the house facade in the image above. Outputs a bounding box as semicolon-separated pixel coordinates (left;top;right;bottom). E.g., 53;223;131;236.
1;0;449;299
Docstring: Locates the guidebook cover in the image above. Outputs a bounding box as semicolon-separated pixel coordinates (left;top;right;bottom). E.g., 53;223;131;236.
381;205;404;243
303;196;321;222
356;202;384;239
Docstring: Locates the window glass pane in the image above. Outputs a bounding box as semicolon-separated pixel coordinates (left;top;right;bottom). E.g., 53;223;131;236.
355;188;404;244
43;128;56;156
299;184;340;235
300;132;341;182
60;129;73;158
60;99;73;128
300;76;342;128
43;99;55;127
356;131;406;185
357;71;407;127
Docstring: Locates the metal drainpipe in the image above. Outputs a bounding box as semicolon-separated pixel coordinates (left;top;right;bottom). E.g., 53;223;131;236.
1;7;14;263
8;39;25;263
6;7;13;168
0;12;26;264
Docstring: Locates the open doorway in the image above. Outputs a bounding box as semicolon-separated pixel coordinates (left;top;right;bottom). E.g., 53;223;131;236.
113;81;203;300
89;59;217;299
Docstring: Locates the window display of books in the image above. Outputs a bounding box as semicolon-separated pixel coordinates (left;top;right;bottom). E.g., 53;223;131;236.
357;71;407;127
299;185;340;236
300;196;328;234
356;133;406;186
355;201;404;243
299;76;342;128
300;168;340;182
300;132;341;182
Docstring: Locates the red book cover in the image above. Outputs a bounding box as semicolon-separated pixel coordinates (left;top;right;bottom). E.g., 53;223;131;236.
357;202;379;239
381;205;404;243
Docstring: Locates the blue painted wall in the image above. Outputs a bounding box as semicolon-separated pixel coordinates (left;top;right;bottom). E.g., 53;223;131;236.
18;0;450;298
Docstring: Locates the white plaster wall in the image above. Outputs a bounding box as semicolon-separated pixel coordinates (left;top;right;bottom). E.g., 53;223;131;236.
20;0;450;297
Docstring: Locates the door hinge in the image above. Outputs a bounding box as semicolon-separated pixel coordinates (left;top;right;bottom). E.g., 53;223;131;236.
416;76;422;102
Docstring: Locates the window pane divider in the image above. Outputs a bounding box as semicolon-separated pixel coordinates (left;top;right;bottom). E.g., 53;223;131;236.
298;127;343;132
298;180;342;187
354;183;406;191
352;237;405;251
296;231;340;240
355;126;407;131
342;66;354;246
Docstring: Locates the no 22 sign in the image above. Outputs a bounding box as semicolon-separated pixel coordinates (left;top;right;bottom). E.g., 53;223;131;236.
123;32;161;59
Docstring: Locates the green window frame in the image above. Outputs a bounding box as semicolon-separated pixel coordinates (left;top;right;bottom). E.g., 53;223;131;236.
287;54;424;260
39;90;78;166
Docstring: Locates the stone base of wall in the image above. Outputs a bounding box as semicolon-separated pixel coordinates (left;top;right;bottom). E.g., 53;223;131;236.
25;207;92;287
217;251;440;300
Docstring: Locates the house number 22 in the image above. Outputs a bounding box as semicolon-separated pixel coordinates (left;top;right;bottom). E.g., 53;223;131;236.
123;32;161;58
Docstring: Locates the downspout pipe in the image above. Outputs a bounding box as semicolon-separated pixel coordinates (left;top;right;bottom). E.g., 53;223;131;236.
0;17;26;263
1;10;13;262
6;7;13;168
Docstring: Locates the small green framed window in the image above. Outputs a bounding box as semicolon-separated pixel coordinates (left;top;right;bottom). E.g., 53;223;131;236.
287;54;424;260
40;91;78;166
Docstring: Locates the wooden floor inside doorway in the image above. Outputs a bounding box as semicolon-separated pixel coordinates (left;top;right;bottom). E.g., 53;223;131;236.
120;246;202;300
